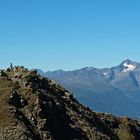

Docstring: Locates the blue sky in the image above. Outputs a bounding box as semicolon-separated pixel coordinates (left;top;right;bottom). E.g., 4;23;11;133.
0;0;140;71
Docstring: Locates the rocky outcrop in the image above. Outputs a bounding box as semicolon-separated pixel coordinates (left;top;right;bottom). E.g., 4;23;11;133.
0;66;140;140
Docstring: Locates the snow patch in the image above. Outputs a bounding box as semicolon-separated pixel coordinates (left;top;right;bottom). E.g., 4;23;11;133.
103;72;107;76
123;62;136;72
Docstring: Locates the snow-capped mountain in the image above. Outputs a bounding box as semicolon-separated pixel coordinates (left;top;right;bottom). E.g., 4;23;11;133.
37;59;140;118
122;62;136;72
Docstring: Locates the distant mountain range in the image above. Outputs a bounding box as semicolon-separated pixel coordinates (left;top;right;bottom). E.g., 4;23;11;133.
37;59;140;118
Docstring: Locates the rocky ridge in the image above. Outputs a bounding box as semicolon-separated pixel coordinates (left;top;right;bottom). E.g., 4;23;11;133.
0;66;140;140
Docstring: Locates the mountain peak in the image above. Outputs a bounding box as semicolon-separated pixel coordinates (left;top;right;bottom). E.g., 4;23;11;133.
122;59;134;64
119;59;137;72
109;59;139;73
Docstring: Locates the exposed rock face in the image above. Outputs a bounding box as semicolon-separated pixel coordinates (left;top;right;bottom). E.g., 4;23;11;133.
0;66;140;140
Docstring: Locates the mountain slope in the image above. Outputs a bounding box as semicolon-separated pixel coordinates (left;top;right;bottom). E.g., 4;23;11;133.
0;66;140;140
39;60;140;118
